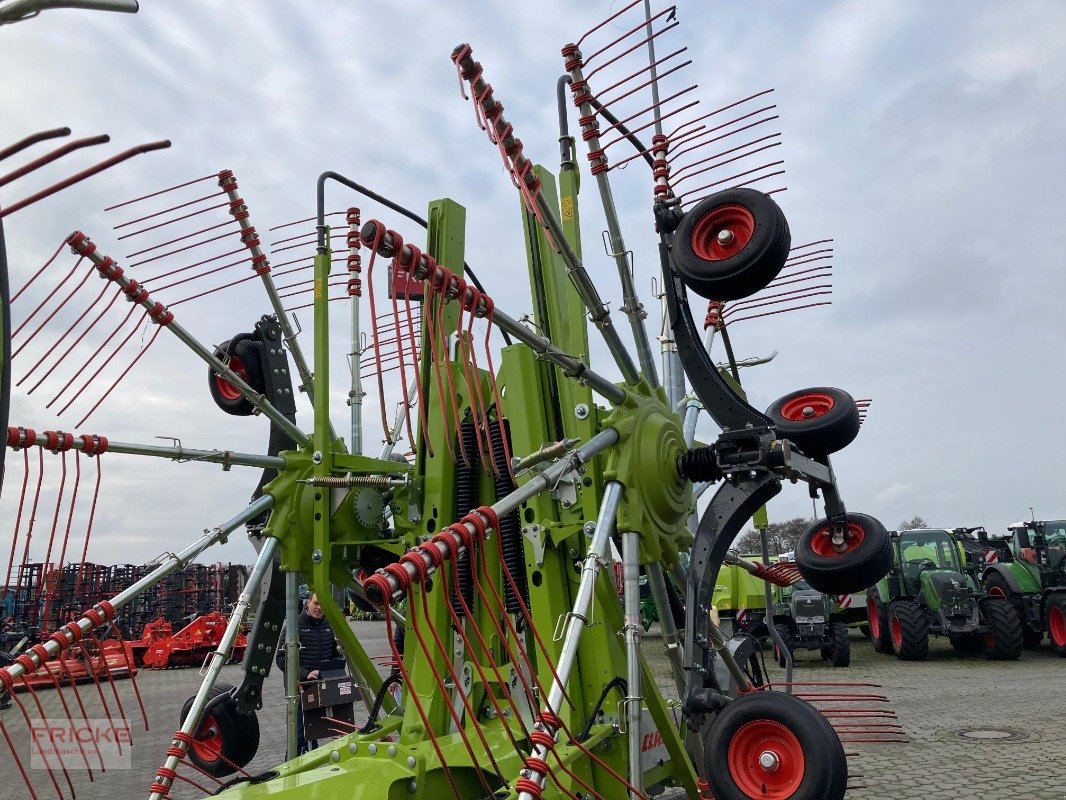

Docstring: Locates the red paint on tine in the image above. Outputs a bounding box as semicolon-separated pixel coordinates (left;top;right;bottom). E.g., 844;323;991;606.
12;255;86;340
115;200;230;241
0;717;39;800
575;0;644;46
75;325;164;428
1;448;32;601
581;5;678;71
0;134;111;189
2;140;172;219
0;126;71;162
11;240;67;303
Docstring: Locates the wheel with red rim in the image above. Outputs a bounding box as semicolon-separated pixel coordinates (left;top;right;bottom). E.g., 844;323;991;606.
670;187;791;300
703;691;847;800
794;513;891;595
867;593;893;654
208;336;266;416
179;682;260;778
888;600;928;661
1046;594;1066;657
983;569;1039;646
765;386;861;458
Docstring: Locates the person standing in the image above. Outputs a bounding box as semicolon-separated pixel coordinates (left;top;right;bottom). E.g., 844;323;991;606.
275;592;339;755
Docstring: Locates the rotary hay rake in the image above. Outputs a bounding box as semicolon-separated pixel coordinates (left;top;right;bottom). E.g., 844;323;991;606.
0;3;896;799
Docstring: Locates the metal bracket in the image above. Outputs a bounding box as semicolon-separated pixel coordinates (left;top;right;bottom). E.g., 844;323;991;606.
522;523;546;567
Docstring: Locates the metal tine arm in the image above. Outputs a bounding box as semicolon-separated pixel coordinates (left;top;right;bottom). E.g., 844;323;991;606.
0;494;273;688
215;173;329;439
66;232;310;448
452;46;642;387
148;535;279;800
1;140;171;219
6;425;287;470
580;4;678;74
561;47;660;385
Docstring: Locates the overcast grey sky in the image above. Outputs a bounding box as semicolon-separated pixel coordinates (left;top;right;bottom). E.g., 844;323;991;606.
1;1;1064;572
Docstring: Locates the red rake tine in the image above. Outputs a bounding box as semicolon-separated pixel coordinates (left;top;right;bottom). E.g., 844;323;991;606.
0;127;71;162
0;717;40;800
12;253;86;341
0;134;111;189
11;239;67;303
1;140;171;219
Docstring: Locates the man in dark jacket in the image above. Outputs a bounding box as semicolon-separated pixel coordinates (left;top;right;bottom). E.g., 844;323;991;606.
275;592;340;754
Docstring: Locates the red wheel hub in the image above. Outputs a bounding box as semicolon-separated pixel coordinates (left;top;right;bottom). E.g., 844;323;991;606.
215;354;248;401
1050;606;1066;647
690;204;755;261
808;522;865;558
890;616;903;650
727;719;805;799
779;392;835;422
867;597;880;639
190;715;223;762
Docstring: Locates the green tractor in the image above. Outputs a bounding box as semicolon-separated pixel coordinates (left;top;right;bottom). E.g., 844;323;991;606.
866;528;1022;661
773;579;851;668
978;520;1066;655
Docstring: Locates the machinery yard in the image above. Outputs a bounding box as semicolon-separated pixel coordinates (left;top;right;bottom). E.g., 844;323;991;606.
2;620;1063;800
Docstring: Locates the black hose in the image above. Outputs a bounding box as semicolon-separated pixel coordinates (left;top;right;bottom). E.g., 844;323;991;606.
576;677;627;742
358;673;403;735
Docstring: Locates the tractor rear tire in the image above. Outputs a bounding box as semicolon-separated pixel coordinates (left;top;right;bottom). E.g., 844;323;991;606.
1046;594;1066;657
671;188;791;301
179;682;260;778
829;622;851;667
867;593;894;655
981;597;1023;661
889;600;929;661
984;570;1038;646
765;386;861;458
773;623;794;669
795;513;892;595
703;691;848;800
819;646;832;662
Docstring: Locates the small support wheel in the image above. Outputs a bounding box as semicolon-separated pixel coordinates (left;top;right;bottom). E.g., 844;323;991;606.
208;336;266;416
179;682;260;777
765;386;861;458
670;187;791;300
703;692;848;800
794;513;891;594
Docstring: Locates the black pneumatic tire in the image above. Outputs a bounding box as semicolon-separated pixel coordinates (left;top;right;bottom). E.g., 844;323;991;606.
981;597;1023;661
179;682;260;777
984;570;1038;646
773;623;794;668
890;600;929;661
208;337;266;416
765;386;862;458
867;593;894;655
670;187;791;300
829;622;851;668
703;692;848;800
795;513;892;595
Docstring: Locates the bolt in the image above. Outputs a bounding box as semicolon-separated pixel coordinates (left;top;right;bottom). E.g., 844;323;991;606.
758;750;780;772
716;229;735;246
406;756;416;768
583;521;597;537
408;781;418;793
368;743;377;755
312;549;323;563
331;750;340;762
312;451;324;464
349;742;359;754
388;745;397;757
574;403;589;420
562;499;574;509
801;405;815;418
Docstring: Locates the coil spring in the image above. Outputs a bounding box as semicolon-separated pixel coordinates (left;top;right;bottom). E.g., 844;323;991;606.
488;418;528;614
676;446;721;483
452;418;480;616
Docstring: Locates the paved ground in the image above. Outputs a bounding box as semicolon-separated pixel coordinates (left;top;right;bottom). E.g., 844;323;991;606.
2;620;1063;799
